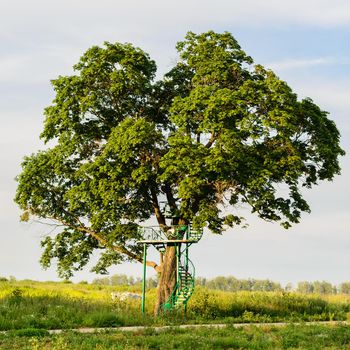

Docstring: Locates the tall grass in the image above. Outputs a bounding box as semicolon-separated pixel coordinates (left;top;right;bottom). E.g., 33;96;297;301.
1;280;350;331
188;287;350;322
0;280;152;330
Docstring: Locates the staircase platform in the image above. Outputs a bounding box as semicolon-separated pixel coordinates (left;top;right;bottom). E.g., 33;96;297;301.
137;239;198;244
138;224;203;314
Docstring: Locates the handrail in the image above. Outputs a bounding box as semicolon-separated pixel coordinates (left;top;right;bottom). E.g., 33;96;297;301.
137;224;203;312
163;240;197;310
180;253;195;283
139;225;203;242
138;226;166;241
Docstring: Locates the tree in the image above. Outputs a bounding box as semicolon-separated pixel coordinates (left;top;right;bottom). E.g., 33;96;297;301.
312;280;334;295
15;31;345;314
339;282;350;295
110;274;131;286
284;282;293;292
92;276;110;286
297;281;314;294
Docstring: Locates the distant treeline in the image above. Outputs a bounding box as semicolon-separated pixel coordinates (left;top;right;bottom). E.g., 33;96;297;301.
195;276;350;295
92;274;158;288
89;274;350;295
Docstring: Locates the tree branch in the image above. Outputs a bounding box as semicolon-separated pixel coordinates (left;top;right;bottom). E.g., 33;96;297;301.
205;132;217;148
162;183;179;224
150;186;167;229
44;213;162;272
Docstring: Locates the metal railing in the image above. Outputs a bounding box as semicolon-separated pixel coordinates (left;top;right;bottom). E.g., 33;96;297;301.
138;225;203;242
163;241;197;310
137;224;203;312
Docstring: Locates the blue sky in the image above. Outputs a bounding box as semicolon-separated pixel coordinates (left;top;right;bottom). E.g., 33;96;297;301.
0;0;349;286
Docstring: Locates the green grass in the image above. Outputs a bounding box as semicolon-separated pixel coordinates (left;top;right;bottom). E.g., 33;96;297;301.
187;287;350;322
0;280;154;330
1;280;350;331
0;291;151;330
1;324;350;349
1;280;350;349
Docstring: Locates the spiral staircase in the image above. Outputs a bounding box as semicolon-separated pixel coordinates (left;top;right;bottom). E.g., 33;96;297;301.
138;225;202;311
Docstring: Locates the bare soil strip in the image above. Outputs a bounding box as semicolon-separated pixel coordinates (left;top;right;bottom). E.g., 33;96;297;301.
46;321;349;335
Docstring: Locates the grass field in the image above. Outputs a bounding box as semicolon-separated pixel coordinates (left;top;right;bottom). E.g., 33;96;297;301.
1;280;350;349
1;279;350;329
1;324;350;349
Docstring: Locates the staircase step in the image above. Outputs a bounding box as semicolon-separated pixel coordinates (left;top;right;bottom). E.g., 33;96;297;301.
177;293;190;298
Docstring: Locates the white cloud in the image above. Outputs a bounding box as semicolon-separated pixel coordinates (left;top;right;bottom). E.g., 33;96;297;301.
291;78;350;115
1;1;349;87
266;58;332;71
1;0;350;42
261;60;350;135
0;48;79;84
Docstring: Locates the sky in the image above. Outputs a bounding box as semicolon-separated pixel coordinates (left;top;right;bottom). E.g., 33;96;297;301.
0;0;349;287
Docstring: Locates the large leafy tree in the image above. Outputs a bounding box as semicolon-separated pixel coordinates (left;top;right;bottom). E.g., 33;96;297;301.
15;31;344;313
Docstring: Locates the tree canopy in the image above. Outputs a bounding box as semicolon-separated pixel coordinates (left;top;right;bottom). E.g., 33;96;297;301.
15;31;344;278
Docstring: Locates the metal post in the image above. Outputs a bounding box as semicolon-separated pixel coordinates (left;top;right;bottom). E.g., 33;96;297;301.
184;226;189;315
176;244;179;286
185;226;189;272
141;243;147;314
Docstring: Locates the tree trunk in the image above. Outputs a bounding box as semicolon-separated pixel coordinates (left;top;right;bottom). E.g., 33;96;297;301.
154;245;177;315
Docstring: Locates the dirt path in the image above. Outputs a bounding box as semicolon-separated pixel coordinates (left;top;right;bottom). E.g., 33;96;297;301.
47;321;349;334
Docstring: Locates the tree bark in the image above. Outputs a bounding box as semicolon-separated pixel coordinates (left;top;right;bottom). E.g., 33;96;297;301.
154;245;177;315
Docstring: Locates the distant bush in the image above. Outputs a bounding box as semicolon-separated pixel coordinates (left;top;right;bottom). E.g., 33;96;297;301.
195;276;282;292
92;274;156;288
196;276;342;295
297;280;338;295
340;282;350;295
92;277;110;285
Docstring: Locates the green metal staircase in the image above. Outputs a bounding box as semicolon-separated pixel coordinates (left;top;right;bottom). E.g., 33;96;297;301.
163;249;196;310
138;225;202;312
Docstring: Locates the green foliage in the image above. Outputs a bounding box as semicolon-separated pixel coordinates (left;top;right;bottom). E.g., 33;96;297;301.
91;276;110;286
78;280;88;285
7;328;49;337
297;280;336;295
1;325;350;350
15;31;345;277
92;273;154;287
340;282;350;295
85;311;122;327
196;276;344;295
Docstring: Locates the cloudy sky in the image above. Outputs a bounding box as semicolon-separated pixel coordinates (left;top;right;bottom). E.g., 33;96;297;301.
0;0;349;286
